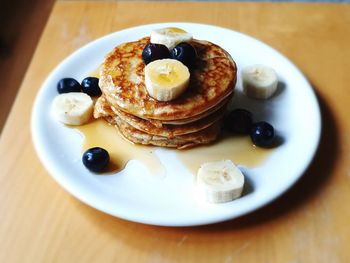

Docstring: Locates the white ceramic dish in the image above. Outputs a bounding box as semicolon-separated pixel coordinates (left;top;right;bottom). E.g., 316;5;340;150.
31;23;321;226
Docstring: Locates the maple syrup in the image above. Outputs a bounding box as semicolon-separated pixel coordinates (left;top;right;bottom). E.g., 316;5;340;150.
76;119;272;175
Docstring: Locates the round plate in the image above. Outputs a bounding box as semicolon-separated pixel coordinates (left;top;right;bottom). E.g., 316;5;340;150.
31;23;321;226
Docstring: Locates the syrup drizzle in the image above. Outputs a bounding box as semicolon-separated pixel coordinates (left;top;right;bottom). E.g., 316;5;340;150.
76;119;271;175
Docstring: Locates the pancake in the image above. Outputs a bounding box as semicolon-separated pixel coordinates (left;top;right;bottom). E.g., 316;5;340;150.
113;114;222;149
95;95;228;138
99;36;236;121
95;34;237;149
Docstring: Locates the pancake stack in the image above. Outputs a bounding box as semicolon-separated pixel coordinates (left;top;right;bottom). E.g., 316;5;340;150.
94;36;237;149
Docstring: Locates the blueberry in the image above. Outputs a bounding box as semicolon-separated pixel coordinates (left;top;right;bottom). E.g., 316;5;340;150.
82;147;110;172
225;109;253;134
142;43;170;65
170;42;197;68
81;77;102;97
57;78;81;94
250;121;275;147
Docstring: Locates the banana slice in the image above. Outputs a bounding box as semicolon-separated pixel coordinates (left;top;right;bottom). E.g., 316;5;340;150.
242;64;278;99
52;92;93;125
145;58;190;101
196;160;245;203
150;27;193;50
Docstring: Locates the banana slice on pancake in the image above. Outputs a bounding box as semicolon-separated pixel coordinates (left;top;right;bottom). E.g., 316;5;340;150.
145;58;190;101
150;27;193;50
196;160;245;203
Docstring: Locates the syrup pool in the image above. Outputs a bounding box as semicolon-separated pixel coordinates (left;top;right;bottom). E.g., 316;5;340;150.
76;119;272;176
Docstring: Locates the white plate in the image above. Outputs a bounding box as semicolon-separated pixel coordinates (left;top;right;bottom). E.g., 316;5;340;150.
31;23;321;226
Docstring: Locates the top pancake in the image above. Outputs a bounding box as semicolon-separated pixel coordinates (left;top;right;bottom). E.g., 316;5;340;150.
99;36;236;121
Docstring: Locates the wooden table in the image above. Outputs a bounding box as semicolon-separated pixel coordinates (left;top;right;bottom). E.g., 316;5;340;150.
1;1;350;262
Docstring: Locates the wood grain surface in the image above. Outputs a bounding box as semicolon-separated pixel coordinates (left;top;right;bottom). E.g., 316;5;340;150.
1;1;350;262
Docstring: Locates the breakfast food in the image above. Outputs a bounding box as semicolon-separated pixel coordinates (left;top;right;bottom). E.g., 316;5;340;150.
242;64;278;99
250;121;275;147
150;27;193;49
94;30;237;149
82;147;110;172
225;108;276;147
224;108;253;134
142;43;170;65
81;77;102;97
170;42;197;68
52;92;93;125
57;78;82;94
144;58;190;101
196;160;245;203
